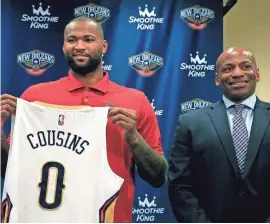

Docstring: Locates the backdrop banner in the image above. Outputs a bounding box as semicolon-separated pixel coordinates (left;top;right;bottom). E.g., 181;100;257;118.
1;0;223;222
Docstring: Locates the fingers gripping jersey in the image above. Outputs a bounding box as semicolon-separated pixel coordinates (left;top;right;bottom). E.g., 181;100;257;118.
1;98;124;223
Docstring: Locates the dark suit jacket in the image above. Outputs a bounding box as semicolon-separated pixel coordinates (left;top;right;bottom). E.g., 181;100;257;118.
168;98;270;223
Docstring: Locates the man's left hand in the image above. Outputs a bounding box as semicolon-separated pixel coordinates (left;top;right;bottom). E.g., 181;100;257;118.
108;107;139;146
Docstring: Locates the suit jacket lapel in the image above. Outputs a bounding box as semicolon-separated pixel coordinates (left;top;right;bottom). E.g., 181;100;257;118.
242;99;270;178
207;101;240;178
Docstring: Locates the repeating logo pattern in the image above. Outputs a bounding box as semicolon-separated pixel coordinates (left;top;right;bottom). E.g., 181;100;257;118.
21;2;59;29
133;194;165;222
128;52;164;77
74;3;110;24
17;50;55;76
180;5;215;30
128;4;164;30
181;98;212;114
180;51;215;77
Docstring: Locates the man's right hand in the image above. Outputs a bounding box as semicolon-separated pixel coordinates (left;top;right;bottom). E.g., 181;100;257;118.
1;94;17;128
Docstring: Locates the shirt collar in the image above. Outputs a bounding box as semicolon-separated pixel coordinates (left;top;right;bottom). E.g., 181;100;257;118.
223;93;257;110
67;70;110;94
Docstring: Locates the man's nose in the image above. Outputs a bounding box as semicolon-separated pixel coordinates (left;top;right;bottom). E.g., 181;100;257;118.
74;40;86;50
231;66;244;77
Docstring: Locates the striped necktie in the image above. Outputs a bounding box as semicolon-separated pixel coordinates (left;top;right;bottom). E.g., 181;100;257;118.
232;104;248;176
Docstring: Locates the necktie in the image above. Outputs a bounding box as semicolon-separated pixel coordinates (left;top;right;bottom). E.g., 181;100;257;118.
232;104;248;175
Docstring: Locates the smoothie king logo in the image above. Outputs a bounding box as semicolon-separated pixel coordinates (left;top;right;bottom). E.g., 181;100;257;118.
132;194;165;222
21;2;59;29
128;4;164;30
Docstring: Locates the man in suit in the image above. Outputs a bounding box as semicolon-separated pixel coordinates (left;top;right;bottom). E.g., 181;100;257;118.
168;47;270;222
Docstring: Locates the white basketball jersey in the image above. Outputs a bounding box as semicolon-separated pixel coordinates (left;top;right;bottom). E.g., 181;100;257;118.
1;98;124;223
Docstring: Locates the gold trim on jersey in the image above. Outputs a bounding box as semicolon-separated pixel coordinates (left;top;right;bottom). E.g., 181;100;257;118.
99;191;121;223
34;101;91;110
1;193;13;223
3;200;10;223
104;196;118;223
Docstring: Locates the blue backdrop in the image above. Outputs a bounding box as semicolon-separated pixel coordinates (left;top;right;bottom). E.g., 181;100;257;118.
1;0;223;222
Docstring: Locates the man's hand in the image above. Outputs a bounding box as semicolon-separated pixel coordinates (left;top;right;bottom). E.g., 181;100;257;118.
108;107;139;146
1;94;17;128
108;106;168;188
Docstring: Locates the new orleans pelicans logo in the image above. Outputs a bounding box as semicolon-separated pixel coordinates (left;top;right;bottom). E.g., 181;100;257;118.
128;51;163;77
180;5;215;30
181;98;211;114
74;3;110;24
17;50;55;76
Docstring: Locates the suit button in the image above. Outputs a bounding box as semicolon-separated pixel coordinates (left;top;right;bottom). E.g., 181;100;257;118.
239;191;245;197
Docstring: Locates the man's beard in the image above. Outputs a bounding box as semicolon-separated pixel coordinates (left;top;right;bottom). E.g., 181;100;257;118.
66;53;102;76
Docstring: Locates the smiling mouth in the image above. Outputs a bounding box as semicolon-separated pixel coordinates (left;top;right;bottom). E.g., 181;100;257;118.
73;54;89;62
74;55;88;57
229;80;248;85
229;81;248;87
73;53;89;57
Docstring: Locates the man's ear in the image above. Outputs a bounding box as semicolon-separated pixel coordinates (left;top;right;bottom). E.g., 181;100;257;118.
102;40;108;55
215;73;220;86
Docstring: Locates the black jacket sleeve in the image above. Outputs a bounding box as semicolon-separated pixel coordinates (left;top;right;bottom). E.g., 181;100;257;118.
168;114;210;223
